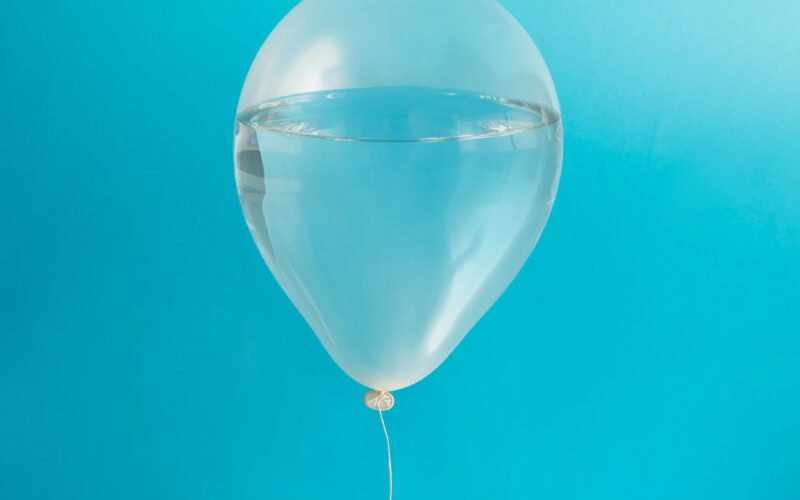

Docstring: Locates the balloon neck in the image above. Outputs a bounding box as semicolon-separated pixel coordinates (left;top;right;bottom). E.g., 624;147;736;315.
364;390;394;411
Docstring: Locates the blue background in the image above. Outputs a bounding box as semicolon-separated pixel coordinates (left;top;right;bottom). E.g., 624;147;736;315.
2;1;799;499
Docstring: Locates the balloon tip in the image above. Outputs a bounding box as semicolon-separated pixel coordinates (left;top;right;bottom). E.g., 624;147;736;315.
364;390;394;411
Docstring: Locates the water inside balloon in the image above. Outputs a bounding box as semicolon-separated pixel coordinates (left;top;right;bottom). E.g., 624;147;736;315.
234;87;561;390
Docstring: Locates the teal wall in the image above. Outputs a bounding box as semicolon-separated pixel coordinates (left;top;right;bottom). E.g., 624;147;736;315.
2;1;799;498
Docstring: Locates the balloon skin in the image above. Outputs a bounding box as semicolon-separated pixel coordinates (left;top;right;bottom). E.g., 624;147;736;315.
234;0;562;391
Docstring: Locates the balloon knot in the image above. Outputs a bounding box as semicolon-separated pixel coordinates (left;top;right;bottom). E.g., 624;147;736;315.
364;390;394;411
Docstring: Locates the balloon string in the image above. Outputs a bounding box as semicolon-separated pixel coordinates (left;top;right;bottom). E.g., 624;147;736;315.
378;395;392;500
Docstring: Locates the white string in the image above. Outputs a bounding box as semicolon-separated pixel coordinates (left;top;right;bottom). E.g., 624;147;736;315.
377;393;392;500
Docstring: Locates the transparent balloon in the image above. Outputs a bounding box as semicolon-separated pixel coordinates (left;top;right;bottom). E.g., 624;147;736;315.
234;0;562;391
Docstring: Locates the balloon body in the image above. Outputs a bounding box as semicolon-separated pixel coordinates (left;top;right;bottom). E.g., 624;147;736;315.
234;0;562;391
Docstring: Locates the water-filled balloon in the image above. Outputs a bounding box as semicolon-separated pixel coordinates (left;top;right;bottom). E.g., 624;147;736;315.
234;0;562;391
